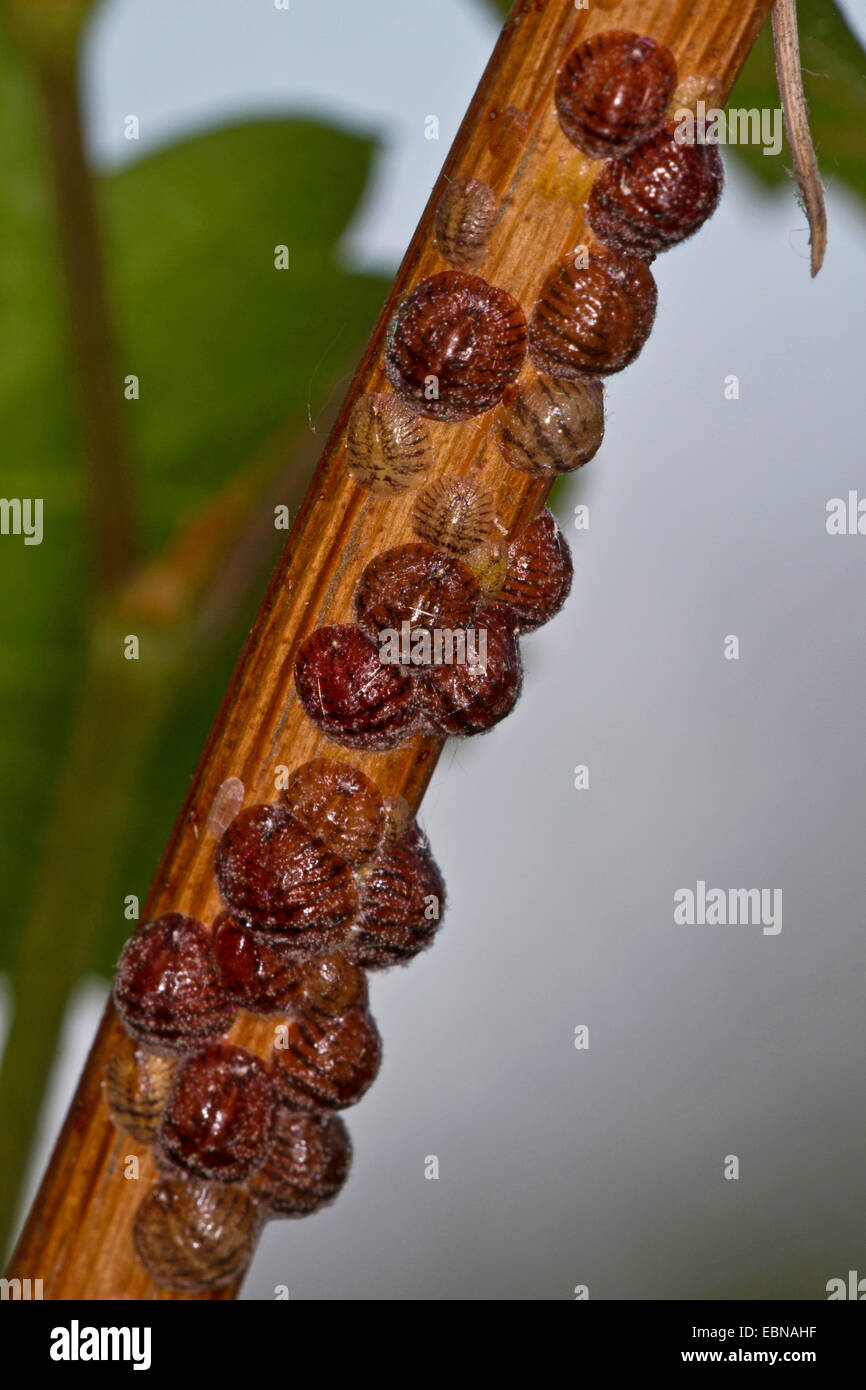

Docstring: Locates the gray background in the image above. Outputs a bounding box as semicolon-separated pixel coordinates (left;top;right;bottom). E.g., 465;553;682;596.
6;0;866;1299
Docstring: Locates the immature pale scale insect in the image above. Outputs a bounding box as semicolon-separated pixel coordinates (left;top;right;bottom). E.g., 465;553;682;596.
280;758;386;867
487;103;529;163
294;623;419;750
587;123;724;257
215;803;359;938
348;822;446;969
133;1179;261;1294
211;911;307;1014
271;1008;382;1112
497;510;574;634
434;174;497;269
385;271;527;421
247;1111;352;1218
411;476;496;555
416;602;523;737
496;376;605;476
346;393;432;494
104;1034;176;1143
354;542;481;641
206;776;244;838
555;30;678;159
158;1042;279;1182
529;244;657;379
113;913;236;1055
463;538;508;597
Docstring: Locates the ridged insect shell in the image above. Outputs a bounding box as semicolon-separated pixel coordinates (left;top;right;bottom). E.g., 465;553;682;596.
247;1110;352;1218
411;477;496;555
496;376;605;476
271;1008;382;1111
294;624;419;750
555;30;678;159
280;758;386;867
104;1034;176;1143
385;271;527;421
113;913;236;1056
346;392;432;494
529;244;657;379
355;542;481;641
158;1042;279;1182
347;823;445;970
211;911;307;1014
134;1179;260;1293
498;510;574;633
289;950;369;1020
215;803;359;937
434;174;497;269
587;123;724;257
416;601;522;737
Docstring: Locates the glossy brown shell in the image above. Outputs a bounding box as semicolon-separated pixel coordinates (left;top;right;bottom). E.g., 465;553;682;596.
104;1034;176;1143
133;1179;260;1293
587;123;724;257
347;823;446;970
271;1008;382;1111
215;803;359;937
113;913;236;1055
555;30;677;159
281;757;386;866
385;271;527;421
158;1042;278;1182
346;392;432;494
355;543;481;641
529;244;657;379
247;1110;352;1218
434;174;497;269
488;104;529;162
211;911;307;1013
416;602;522;737
411;477;496;555
496;376;605;476
294;623;419;751
289;950;369;1020
498;510;574;633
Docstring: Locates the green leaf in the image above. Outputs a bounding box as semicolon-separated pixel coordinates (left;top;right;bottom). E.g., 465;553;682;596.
0;24;389;974
730;0;866;203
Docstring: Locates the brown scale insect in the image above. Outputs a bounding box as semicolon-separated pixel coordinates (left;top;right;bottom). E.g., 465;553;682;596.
211;911;308;1013
354;543;481;641
416;601;522;737
464;538;508;597
271;1007;382;1112
280;758;386;867
247;1110;352;1218
294;623;419;751
381;792;411;844
385;270;527;421
587;123;724;257
288;950;369;1020
555;30;678;159
113;913;236;1056
411;477;496;556
133;1179;260;1294
346;392;432;494
496;376;605;476
104;1034;176;1143
529;244;657;379
488;103;529;162
347;823;445;970
215;803;359;938
434;174;497;269
158;1042;279;1182
498;510;574;634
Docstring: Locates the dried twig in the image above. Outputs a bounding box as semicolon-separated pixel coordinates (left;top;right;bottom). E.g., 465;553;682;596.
772;0;827;276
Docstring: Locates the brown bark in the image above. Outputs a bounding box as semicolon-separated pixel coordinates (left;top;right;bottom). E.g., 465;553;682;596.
8;0;775;1299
